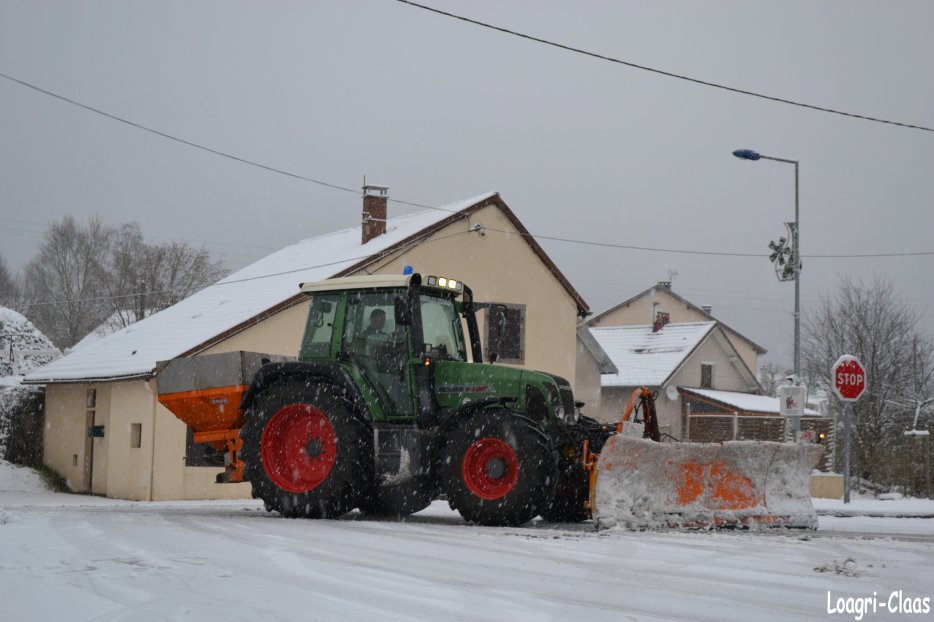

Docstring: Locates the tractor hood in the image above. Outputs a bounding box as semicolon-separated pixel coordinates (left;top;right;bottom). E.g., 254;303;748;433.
431;360;576;426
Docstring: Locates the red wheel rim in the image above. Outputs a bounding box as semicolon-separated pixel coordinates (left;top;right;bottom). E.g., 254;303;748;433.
261;404;336;493
461;437;519;500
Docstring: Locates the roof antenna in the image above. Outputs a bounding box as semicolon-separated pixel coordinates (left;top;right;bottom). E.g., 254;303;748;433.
659;269;677;289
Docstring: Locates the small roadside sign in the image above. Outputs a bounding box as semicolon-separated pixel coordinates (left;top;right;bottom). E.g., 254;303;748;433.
778;385;807;417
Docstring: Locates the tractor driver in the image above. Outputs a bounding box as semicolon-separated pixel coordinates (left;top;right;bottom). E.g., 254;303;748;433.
361;307;410;414
361;308;387;339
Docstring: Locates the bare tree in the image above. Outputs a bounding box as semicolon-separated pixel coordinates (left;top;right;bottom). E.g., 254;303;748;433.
758;362;789;397
21;216;227;348
140;240;225;314
803;276;934;488
102;224;225;328
0;253;17;307
22;216;113;348
102;223;147;329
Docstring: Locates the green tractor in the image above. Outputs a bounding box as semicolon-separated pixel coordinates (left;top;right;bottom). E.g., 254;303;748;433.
236;272;610;526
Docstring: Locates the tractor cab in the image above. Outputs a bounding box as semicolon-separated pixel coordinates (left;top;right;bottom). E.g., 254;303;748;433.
298;273;480;424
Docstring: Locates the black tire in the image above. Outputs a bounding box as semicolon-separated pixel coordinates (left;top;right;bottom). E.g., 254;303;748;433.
440;410;555;526
541;459;590;523
240;379;373;519
358;475;437;518
542;416;611;523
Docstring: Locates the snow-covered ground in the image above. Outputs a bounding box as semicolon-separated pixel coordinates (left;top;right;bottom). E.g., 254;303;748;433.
1;461;931;622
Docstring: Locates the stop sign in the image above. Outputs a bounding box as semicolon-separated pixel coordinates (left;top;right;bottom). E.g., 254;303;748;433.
832;355;867;402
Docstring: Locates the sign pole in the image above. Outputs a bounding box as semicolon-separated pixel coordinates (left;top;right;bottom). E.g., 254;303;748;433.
843;403;851;504
832;354;867;505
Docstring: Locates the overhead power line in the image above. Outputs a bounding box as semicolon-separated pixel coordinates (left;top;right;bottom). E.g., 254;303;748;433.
0;71;435;212
394;0;934;133
478;225;934;259
3;71;933;260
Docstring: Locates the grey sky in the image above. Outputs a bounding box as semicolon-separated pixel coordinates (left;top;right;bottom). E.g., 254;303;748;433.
2;0;932;368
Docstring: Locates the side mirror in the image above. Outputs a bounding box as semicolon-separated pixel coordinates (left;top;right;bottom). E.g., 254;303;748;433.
394;297;412;325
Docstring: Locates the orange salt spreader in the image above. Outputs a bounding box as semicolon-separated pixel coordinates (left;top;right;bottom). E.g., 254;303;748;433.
156;352;291;483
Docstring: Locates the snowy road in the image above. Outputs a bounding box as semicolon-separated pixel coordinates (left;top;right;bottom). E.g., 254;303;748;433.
1;492;932;622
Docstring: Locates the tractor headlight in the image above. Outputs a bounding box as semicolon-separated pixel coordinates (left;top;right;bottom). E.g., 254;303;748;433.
425;275;463;293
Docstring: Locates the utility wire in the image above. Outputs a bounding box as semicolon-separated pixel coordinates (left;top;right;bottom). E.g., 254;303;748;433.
478;225;934;259
394;0;934;133
0;71;437;212
3;72;933;259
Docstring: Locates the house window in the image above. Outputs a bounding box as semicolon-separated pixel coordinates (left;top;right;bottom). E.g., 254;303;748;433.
700;363;714;389
486;303;525;364
130;423;142;449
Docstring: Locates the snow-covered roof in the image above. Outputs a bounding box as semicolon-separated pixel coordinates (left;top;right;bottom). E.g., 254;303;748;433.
591;322;716;387
576;326;618;374
681;388;822;416
588;284;767;355
24;192;496;384
69;310;138;353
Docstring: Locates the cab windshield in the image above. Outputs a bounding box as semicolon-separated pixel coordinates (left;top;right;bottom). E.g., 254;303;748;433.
420;293;467;361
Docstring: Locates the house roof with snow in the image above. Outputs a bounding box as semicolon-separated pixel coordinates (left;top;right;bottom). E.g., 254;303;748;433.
588;283;767;355
680;388;822;417
589;321;718;387
24;192;589;384
576;326;618;375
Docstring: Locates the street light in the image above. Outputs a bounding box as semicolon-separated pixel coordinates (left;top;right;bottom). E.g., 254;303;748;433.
733;148;802;437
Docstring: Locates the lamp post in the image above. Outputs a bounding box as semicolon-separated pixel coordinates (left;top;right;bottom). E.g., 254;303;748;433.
733;148;801;437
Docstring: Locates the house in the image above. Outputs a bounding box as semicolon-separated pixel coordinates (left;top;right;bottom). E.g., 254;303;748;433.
678;388;828;445
588;321;760;438
585;283;830;446
24;187;592;500
574;326;618;418
587;282;766;376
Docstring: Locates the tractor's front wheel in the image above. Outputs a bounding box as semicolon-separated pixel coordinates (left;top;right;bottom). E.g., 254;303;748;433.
440;410;555;526
240;379;372;518
541;458;590;523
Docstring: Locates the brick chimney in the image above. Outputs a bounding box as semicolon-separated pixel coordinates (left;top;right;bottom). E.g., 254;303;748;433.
652;311;670;332
362;184;389;244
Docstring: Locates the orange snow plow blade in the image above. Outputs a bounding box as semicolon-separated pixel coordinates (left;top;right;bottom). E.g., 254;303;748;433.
592;436;824;529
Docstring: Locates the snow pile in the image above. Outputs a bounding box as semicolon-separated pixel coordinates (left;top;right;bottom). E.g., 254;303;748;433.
814;495;934;518
0;459;48;493
0;307;61;378
593;436;824;529
0;307;60;459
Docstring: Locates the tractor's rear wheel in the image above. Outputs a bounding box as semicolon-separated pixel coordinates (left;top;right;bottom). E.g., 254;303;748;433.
240;379;372;518
440;410;555;526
